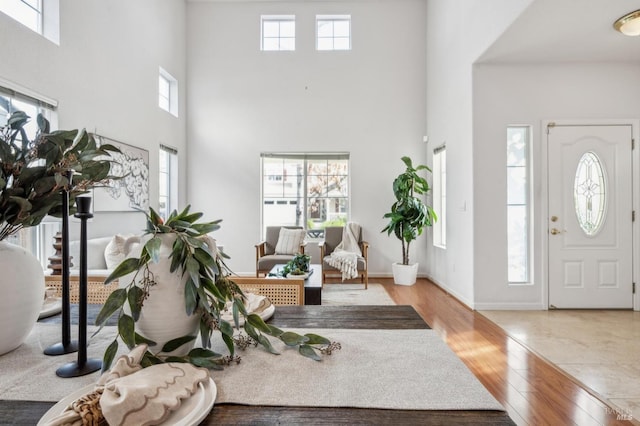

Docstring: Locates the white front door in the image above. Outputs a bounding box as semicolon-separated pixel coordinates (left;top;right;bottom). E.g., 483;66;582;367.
547;124;633;309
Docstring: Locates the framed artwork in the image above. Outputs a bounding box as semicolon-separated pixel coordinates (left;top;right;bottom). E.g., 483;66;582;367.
93;134;150;212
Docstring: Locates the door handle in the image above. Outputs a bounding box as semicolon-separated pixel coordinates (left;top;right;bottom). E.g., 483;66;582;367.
550;228;564;235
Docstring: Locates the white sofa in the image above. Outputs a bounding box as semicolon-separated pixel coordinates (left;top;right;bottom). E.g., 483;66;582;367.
67;235;140;276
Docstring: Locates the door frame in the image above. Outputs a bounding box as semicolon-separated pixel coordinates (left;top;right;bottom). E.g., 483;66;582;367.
541;119;640;311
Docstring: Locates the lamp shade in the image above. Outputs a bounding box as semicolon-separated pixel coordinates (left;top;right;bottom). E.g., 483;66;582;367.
614;9;640;36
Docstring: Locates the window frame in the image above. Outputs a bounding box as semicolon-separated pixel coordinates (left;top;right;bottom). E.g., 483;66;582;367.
0;83;57;271
432;146;446;248
159;144;179;220
316;15;352;51
0;0;59;44
158;67;178;117
261;15;296;51
506;125;532;284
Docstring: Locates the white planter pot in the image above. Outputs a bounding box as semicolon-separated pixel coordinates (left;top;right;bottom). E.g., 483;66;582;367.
0;241;45;355
392;262;419;286
132;234;200;357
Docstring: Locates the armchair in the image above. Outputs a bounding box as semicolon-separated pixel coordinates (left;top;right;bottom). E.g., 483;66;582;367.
255;226;306;277
320;226;369;288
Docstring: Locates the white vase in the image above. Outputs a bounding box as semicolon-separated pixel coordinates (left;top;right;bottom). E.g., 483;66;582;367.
392;262;419;286
0;241;45;355
133;234;200;357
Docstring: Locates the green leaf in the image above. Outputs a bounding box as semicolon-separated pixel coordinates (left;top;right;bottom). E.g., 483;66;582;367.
184;279;198;315
299;344;321;361
127;285;145;321
145;236;162;264
105;258;141;284
95;288;127;326
133;332;157;347
303;333;331;345
161;335;196;353
118;314;136;348
257;335;279;355
246;313;271;333
219;319;234;337
280;331;309;347
222;333;235;356
102;339;119;372
189;357;224;369
188;348;222;359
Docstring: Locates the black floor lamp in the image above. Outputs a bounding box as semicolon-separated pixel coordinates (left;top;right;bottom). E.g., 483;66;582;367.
56;196;102;377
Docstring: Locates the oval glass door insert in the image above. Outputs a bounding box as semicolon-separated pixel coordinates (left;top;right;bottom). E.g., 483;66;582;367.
574;151;606;236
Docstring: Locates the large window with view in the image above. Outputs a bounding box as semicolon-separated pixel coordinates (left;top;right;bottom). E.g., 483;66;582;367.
507;126;531;284
261;153;349;238
0;85;57;270
261;15;295;51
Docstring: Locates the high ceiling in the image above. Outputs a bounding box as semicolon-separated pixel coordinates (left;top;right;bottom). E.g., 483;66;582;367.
478;0;640;64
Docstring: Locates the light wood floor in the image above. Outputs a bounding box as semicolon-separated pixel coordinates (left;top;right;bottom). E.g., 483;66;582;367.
377;278;638;426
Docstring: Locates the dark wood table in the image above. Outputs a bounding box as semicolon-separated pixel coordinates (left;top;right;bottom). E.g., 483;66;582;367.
3;306;515;425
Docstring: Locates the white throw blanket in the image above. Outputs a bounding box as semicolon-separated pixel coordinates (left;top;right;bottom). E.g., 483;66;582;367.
326;223;362;281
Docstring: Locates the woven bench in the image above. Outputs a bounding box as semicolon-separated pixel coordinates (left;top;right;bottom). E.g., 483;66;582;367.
229;277;305;306
45;275;118;305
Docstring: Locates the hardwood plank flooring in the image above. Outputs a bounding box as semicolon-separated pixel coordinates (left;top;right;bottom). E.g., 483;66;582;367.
378;278;637;426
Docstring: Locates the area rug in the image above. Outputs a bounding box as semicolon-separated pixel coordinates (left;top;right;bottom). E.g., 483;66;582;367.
0;324;503;412
321;283;395;305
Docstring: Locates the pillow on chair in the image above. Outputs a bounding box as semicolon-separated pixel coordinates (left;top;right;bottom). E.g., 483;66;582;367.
274;228;306;255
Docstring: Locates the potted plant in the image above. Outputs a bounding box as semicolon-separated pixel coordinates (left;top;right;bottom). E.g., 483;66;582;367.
382;156;437;285
0;110;120;354
283;252;311;278
96;206;338;371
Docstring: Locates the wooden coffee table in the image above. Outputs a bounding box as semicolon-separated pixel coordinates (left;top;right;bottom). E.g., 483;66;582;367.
269;264;322;305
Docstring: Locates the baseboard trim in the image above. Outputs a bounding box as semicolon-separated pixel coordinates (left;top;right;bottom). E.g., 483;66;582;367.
474;302;547;311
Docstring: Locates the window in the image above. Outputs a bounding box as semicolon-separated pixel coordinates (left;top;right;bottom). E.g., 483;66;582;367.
0;83;57;270
159;145;178;220
316;15;351;51
261;153;349;238
158;67;178;117
0;0;59;44
507;126;531;283
261;15;295;51
433;146;446;248
0;0;42;33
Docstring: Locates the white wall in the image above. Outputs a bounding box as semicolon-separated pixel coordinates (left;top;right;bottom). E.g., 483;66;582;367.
473;63;640;309
424;0;532;307
0;0;187;239
186;0;428;275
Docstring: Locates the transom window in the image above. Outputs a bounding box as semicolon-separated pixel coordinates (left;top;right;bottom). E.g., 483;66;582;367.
261;15;295;51
261;153;349;238
316;15;351;51
0;0;59;44
0;0;42;33
158;67;178;117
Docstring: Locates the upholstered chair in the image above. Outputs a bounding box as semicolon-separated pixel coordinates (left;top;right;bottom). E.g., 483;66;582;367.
319;226;369;288
255;226;306;277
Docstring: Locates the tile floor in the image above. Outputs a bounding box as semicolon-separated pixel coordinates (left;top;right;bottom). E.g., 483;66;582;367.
481;309;640;422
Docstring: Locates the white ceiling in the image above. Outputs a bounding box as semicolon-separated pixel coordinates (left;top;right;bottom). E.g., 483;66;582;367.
478;0;640;64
